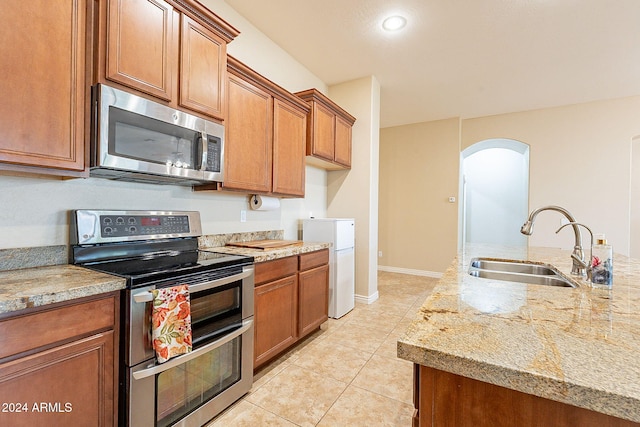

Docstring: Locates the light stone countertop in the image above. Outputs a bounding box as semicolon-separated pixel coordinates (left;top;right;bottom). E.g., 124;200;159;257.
0;265;126;315
397;244;640;423
200;241;331;263
0;229;328;316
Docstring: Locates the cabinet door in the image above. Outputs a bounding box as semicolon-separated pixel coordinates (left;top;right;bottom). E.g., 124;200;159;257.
254;275;298;368
298;264;329;338
334;115;353;167
106;0;177;100
179;14;226;120
223;74;273;193
0;332;115;427
0;0;87;173
272;98;307;197
309;102;335;162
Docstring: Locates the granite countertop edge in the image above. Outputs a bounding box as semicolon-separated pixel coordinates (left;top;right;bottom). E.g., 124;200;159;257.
0;237;330;316
397;244;640;423
0;265;126;315
200;241;331;263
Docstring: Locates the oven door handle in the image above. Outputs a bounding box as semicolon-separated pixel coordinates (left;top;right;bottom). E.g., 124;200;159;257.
132;318;253;380
132;267;254;303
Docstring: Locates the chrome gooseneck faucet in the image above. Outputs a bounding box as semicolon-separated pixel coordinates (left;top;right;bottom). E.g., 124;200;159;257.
520;205;586;276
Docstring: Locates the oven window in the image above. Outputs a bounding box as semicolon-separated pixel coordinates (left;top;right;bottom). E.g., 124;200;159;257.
190;282;242;346
156;336;241;427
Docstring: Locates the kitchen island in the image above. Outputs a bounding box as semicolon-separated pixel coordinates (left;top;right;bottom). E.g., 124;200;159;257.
398;245;640;426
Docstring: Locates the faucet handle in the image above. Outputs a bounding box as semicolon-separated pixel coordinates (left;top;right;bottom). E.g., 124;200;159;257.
571;252;588;268
556;221;594;278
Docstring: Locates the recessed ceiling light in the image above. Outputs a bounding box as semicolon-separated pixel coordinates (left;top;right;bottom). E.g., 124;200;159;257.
382;15;407;31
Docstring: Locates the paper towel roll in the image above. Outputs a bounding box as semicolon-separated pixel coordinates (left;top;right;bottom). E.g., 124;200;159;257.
250;195;280;211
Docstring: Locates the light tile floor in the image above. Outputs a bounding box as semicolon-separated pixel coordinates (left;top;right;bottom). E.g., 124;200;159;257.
207;271;438;427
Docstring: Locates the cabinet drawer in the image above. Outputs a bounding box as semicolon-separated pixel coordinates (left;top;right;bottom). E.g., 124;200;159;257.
0;294;117;360
299;249;329;271
255;256;298;285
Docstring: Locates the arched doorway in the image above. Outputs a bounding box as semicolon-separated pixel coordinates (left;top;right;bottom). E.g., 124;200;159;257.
459;139;530;248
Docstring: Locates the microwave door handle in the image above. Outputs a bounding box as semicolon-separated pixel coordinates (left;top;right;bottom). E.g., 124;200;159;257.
199;132;208;171
132;267;254;303
131;318;253;380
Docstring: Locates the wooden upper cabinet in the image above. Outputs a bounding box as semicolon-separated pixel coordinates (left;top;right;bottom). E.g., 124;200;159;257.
223;73;273;193
212;56;309;197
98;0;238;121
179;14;226;118
0;0;89;176
105;0;177;101
334;115;353;167
295;89;356;170
311;102;336;162
272;98;307;197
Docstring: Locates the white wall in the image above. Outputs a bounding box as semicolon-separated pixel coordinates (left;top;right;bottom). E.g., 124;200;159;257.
463;96;640;256
0;0;329;250
631;137;640;258
327;76;381;302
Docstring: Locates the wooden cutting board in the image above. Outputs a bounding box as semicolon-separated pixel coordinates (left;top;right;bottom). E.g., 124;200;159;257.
226;240;304;250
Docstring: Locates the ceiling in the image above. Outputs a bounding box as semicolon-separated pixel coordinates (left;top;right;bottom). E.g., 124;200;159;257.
224;0;640;128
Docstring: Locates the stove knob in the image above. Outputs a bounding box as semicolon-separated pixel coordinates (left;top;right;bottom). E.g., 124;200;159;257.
129;226;137;233
104;227;113;234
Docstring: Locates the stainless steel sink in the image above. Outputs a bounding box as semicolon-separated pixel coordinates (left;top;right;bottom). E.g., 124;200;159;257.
468;258;576;288
469;259;557;276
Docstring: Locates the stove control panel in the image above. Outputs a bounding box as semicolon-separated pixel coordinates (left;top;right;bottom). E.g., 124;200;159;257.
71;210;202;244
100;214;190;237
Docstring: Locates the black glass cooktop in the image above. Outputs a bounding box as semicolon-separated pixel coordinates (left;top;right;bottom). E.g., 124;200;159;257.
72;237;253;288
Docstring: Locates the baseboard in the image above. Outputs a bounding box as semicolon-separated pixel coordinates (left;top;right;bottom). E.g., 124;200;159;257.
377;265;443;279
355;291;379;305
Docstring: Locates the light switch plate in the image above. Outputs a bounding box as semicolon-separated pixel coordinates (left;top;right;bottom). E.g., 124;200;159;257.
240;210;246;222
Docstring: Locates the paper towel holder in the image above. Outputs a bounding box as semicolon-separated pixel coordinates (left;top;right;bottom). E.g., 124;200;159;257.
249;194;280;211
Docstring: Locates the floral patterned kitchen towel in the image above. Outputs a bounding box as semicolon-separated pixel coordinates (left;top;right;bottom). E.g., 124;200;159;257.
151;284;192;363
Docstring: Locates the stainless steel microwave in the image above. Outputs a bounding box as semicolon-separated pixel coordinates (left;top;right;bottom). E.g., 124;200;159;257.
91;84;224;185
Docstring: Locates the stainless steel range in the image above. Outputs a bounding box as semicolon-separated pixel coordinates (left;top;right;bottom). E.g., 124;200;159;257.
70;210;254;427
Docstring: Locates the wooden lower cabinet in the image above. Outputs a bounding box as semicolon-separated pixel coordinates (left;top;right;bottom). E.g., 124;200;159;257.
298;251;329;337
0;293;119;427
253;249;329;370
414;365;640;427
254;272;298;368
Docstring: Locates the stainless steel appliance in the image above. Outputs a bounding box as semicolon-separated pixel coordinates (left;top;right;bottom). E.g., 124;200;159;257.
91;84;225;185
70;210;254;427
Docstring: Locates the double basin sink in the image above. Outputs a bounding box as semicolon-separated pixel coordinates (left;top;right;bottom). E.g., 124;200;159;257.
468;258;576;288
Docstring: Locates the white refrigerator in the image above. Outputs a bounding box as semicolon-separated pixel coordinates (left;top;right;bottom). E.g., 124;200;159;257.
303;218;355;318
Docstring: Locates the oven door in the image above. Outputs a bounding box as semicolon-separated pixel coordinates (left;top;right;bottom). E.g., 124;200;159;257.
128;319;253;427
127;266;254;366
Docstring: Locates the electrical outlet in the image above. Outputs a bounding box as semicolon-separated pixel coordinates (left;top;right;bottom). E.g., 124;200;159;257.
240;210;246;223
378;251;383;257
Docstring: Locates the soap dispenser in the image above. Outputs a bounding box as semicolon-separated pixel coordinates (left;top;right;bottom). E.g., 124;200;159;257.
591;234;613;287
